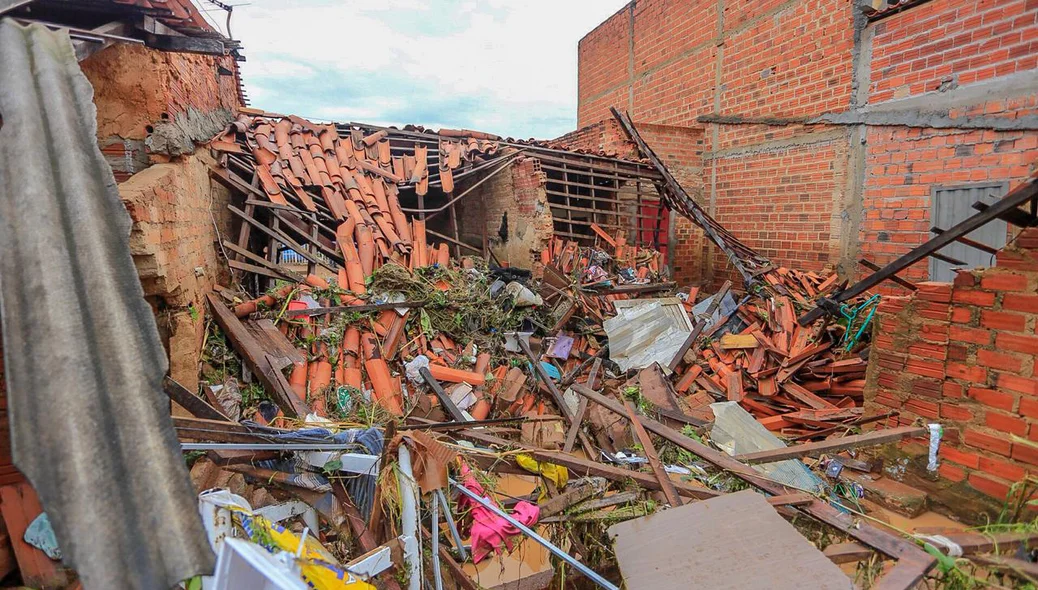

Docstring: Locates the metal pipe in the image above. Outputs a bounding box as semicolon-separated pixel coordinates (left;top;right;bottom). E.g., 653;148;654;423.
12;17;145;45
399;446;422;590
435;489;467;561
181;443;374;451
449;478;619;590
430;494;444;590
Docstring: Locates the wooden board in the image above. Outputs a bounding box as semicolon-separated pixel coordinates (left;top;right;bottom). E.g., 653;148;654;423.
608;489;851;590
0;483;72;589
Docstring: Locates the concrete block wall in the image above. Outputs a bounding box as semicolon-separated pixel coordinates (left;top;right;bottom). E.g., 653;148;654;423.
574;0;1038;288
866;227;1038;501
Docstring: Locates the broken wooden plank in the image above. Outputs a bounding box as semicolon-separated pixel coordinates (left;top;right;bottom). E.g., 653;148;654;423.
163;376;230;421
623;401;682;507
569;384;936;583
206;293;311;417
0;483;72;589
735;426;926;464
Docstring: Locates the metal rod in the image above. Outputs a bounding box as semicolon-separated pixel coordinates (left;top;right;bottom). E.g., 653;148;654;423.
449;478;619;590
430;495;444;590
436;489;467;561
181;443;375;451
13;17;146;45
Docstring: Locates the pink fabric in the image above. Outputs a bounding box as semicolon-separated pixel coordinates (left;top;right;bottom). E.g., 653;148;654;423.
458;464;540;563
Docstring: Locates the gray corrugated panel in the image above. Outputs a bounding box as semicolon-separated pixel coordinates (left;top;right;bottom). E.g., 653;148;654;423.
0;20;215;589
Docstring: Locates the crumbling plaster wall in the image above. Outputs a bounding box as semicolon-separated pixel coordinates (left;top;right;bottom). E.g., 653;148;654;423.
865;228;1038;518
576;0;1038;288
79;42;238;180
79;42;240;389
460;155;554;269
121;152;233;387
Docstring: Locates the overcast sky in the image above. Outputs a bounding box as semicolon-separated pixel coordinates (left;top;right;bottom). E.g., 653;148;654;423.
197;0;629;139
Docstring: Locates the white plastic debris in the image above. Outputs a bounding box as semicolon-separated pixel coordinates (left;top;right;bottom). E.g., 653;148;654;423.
927;423;943;472
404;355;430;383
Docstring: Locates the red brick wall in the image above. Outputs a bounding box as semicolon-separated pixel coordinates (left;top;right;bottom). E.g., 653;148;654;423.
859;0;1038;292
869;0;1037;103
711;138;846;278
577;0;1038;289
866;227;1038;500
553;119;637;159
860;122;1038;291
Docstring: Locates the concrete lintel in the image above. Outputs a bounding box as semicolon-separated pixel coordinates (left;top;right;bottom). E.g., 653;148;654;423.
704;129;846;160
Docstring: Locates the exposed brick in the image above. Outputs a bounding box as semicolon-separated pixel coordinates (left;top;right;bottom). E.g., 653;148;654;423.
905;358;945;379
996;333;1038;355
985;411;1029;436
979;273;1030;292
946;362;987;384
1022;397;1038;419
948;325;991;346
938;462;967;483
978;455;1028;483
950;306;974;324
964;429;1012;457
998;373;1038;396
952;289;996;306
940;403;974;422
980;310;1028;332
977;349;1024;372
1013;441;1038;466
970;387;1016;412
941;446;981;469
969;473;1011;501
1002;293;1038;313
905;398;940;419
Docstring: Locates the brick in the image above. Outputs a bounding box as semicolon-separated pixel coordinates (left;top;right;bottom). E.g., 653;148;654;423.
941;446;981;469
945;362;987;384
938;462;967;483
1013;441;1038;466
980;310;1028;332
979;273;1030;292
952;289;996;306
950;306;973;324
969;387;1016;412
948;326;991;346
964;429;1012;456
1002;293;1038;313
940;403;974;422
977;349;1024;372
977;456;1026;486
985;411;1028;435
905;358;945;379
995;332;1038;355
953;271;977;287
943;381;964;398
968;473;1011;500
1021;396;1038;419
998;373;1038;396
905;398;939;419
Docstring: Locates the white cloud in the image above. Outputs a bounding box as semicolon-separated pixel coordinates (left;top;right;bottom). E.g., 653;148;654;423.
214;0;630;138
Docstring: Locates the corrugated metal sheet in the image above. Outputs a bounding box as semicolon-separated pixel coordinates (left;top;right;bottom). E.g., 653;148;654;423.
0;20;214;589
930;183;1008;281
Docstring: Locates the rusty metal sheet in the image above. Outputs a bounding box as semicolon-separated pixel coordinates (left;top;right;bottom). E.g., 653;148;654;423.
608;489;852;590
0;21;214;589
